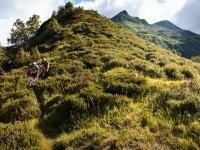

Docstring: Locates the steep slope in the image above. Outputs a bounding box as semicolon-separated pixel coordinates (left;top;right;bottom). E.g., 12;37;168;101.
112;10;200;58
1;4;200;150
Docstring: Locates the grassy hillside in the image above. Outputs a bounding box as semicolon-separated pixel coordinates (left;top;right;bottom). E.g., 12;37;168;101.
112;10;200;58
1;4;200;150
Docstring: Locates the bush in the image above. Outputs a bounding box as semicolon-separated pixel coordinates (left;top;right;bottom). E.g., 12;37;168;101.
103;80;148;100
102;59;126;71
56;94;87;114
80;85;114;109
173;124;187;137
141;113;158;133
0;122;45;150
54;125;106;149
131;59;164;78
164;65;183;80
181;69;194;79
82;54;102;69
189;122;200;145
0;97;41;123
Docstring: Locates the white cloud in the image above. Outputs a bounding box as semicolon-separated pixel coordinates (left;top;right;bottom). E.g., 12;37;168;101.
77;0;141;18
0;19;15;46
77;0;187;24
0;0;66;46
138;0;187;23
174;0;200;34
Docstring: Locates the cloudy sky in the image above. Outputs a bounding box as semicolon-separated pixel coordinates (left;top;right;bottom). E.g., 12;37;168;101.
0;0;199;46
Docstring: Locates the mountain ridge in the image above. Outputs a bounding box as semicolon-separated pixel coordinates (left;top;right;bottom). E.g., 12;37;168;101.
112;10;200;57
153;20;181;30
112;10;150;26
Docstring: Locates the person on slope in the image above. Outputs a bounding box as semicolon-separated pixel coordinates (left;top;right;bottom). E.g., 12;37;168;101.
41;58;49;79
25;62;39;86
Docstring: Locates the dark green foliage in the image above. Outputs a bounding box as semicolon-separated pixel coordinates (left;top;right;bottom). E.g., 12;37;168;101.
55;94;87;113
0;122;44;150
54;126;106;149
32;18;62;46
189;122;200;146
65;1;73;10
181;69;194;79
132;60;164;78
8;15;40;48
151;89;199;123
103;80;148;100
0;97;41;123
164;65;183;80
0;46;8;68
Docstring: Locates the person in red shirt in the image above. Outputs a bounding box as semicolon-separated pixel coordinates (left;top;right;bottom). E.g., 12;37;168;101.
25;62;39;86
25;62;39;78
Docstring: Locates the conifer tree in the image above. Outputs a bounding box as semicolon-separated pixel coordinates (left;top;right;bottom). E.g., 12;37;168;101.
7;15;40;48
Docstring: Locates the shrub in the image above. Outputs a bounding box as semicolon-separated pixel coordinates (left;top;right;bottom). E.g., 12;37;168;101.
0;97;41;123
141;113;158;133
131;59;164;78
80;85;114;109
0;122;45;150
103;80;148;100
173;138;198;150
189;122;200;145
173;124;187;137
181;68;194;79
164;65;183;80
82;54;102;69
102;59;125;71
56;94;87;114
54;125;107;148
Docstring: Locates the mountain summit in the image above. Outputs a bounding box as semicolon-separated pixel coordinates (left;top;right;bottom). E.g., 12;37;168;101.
153;20;181;30
112;10;150;26
112;10;200;57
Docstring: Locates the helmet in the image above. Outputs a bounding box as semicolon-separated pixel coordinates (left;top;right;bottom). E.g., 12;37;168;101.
32;62;37;66
42;58;46;61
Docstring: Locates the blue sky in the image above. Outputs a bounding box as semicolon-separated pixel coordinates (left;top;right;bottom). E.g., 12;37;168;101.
0;0;199;46
157;0;165;4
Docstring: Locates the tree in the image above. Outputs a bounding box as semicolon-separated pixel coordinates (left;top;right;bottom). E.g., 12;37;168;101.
7;19;26;46
26;15;40;40
65;1;73;11
7;15;40;48
0;45;8;67
51;10;57;18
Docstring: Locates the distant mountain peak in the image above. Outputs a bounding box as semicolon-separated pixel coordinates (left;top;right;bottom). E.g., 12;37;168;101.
119;10;129;15
153;20;181;30
112;10;150;26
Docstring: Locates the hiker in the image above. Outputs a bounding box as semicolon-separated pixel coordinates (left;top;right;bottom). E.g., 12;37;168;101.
25;62;39;86
41;58;49;79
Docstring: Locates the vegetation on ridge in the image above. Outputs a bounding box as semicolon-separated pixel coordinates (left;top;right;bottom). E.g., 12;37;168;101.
0;2;200;149
112;10;200;58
